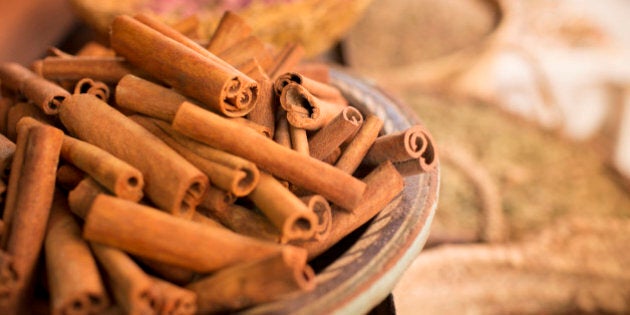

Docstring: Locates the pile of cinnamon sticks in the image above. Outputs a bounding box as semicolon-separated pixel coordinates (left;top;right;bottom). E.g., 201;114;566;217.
0;11;436;315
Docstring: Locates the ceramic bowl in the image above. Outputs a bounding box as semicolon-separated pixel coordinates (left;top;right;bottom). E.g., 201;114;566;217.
243;69;440;314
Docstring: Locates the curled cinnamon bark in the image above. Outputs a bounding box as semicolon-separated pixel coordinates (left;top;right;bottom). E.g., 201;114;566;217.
68;177;107;219
0;118;63;313
394;130;438;175
299;161;405;259
61;135;144;202
289;125;309;155
198;185;236;214
91;243;161;315
308;106;363;160
5;101;50;142
115;74;187;122
151;277;197;315
45;192;110;315
249;173;318;243
363;125;431;165
207;11;253;56
73;78;110;101
300;195;332;242
187;246;315;314
171;102;367;211
133;116;259;197
59;93;207;218
335;114;384;174
0;62;69;115
274;72;347;105
0;134;15;178
280;83;345;130
56;164;85;191
197;205;281;244
33;57;134;83
111;15;257;117
218;36;274;71
83;194;284;273
244;62;276;138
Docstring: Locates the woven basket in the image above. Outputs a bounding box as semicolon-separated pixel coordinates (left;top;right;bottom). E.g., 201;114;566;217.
69;0;373;57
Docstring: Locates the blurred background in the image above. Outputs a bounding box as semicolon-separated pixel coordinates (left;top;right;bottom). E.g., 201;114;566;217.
2;0;630;313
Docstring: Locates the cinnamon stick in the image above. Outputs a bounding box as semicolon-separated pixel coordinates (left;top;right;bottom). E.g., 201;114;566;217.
171;14;201;39
55;164;85;191
308;106;363;160
133;116;260;197
363;125;431;165
45;192;110;315
187;246;315;314
136;258;196;287
298;161;405;259
75;41;116;57
171;101;367;211
59;93;207;218
293;62;331;84
274;71;347;105
289;125;309;155
197;205;281;244
73;78;110;101
280;83;345;130
300;195;332;242
0;117;63;313
206;11;253;56
393;140;438;175
61;134;144;202
5;101;50;142
335;114;384;174
151;277;197;315
111;15;258;117
198;185;236;214
0;134;15;178
249;172;318;243
217;36;274;71
322;147;342;165
115;74;188;122
0;97;13;136
0;62;69;115
68;177;107;219
244;62;276;138
33;57;134;83
91;243;161;315
83;194;285;273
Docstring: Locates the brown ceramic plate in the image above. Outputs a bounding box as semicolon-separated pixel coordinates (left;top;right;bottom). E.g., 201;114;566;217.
243;69;440;314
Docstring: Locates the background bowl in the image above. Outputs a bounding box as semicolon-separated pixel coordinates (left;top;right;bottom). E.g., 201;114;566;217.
242;68;439;314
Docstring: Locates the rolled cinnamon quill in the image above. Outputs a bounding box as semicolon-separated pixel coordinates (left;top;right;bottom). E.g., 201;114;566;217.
187;247;315;314
299;161;405;259
335;114;384;174
197;205;281;244
0;62;69;115
133;116;259;197
206;11;253;55
83;194;284;273
5;101;50;142
34;57;134;83
300;195;332;242
68;177;107;219
308;106;363;160
56;164;85;191
59;93;207;218
0;118;63;313
110;15;257;117
198;185;236;214
115;74;188;122
249;173;318;243
45;192;110;315
274;72;347;105
0;134;15;177
280;83;345;130
171;102;366;211
289;125;309;155
61;135;144;202
73;78;110;101
363;125;431;165
91;243;161;315
151;277;197;315
394;133;438;176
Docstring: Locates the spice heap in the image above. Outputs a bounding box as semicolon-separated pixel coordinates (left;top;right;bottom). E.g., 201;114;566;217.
0;12;436;315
